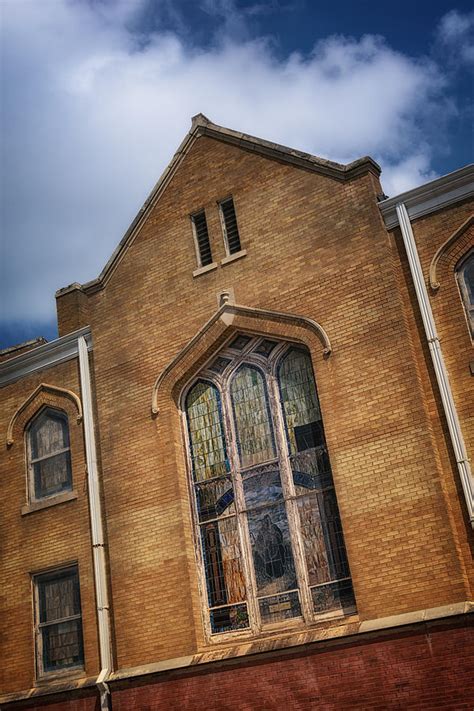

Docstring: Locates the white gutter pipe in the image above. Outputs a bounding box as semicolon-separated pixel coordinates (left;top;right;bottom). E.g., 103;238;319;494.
78;336;113;709
396;203;474;528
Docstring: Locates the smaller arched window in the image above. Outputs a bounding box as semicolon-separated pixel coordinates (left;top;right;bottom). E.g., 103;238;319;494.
457;250;474;337
27;408;72;501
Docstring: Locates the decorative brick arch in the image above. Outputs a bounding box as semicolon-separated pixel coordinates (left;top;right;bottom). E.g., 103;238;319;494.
6;383;83;446
151;302;332;416
429;215;474;290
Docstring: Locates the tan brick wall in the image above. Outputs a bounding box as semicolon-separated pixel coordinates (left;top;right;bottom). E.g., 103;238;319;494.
79;136;468;668
0;361;100;692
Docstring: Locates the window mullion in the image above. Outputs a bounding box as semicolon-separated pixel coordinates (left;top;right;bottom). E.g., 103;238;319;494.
267;369;314;624
221;383;261;633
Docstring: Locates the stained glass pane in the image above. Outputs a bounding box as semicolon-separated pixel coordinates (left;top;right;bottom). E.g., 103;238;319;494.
208;356;231;374
201;517;246;608
278;349;322;456
186;381;229;482
34;451;72;498
42;619;83;671
231;366;275;468
291;448;333;495
229;335;252;350
259;591;301;624
30;410;69;460
195;475;235;521
242;465;283;510
210;603;249;633
311;579;355;615
297;492;351;585
247;504;297;596
254;339;278;357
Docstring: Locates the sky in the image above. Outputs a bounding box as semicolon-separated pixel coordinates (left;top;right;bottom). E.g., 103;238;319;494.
1;0;473;349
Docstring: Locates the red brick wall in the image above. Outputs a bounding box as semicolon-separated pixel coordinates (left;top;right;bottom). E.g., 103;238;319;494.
11;621;474;710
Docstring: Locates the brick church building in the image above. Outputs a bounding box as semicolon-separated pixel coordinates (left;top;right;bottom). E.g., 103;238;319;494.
1;115;473;709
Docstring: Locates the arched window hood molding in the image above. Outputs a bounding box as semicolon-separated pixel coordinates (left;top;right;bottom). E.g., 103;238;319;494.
429;215;474;290
151;303;332;417
6;383;83;447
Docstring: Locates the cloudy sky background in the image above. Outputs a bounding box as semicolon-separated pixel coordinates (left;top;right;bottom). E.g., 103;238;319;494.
1;0;473;347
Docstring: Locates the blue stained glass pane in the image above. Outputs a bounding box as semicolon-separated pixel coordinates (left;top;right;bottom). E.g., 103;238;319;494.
247;503;297;596
229;335;252;350
311;579;355;615
231;366;275;468
242;465;283;509
186;381;229;482
291;448;333;494
278;349;322;456
254;339;278;357
259;591;301;625
195;475;235;521
210;603;249;633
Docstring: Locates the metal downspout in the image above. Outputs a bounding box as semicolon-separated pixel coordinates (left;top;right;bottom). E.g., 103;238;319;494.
396;203;474;527
78;336;113;709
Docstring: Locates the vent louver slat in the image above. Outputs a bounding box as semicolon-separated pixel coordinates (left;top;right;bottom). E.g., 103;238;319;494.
221;199;241;254
192;211;213;266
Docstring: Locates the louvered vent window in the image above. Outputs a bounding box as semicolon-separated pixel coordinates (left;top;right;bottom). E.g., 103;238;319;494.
192;210;213;267
220;198;241;255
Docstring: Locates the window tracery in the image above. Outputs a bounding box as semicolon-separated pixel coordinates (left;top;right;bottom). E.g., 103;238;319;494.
184;335;354;637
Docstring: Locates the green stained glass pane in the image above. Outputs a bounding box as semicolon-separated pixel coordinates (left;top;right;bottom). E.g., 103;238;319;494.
230;366;275;468
186;381;229;482
278;349;322;455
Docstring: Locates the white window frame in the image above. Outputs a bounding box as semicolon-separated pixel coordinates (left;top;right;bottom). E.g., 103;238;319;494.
181;334;355;643
32;563;84;681
25;406;73;504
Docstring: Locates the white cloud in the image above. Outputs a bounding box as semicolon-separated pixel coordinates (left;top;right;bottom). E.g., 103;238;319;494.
0;0;462;326
437;9;474;65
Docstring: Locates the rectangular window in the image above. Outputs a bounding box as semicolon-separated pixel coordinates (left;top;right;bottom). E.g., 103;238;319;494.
34;566;84;677
191;210;213;267
219;197;241;255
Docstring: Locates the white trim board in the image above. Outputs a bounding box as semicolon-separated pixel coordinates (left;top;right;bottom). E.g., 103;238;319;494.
0;327;92;387
379;164;474;229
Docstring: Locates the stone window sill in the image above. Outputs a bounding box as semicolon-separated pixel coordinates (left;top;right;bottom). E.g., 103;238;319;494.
21;490;78;516
221;249;247;266
193;262;218;278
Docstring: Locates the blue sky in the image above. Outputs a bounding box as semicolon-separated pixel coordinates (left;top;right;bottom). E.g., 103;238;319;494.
1;0;473;349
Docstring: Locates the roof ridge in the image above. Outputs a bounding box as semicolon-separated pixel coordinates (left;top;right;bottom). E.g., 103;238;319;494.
56;114;381;298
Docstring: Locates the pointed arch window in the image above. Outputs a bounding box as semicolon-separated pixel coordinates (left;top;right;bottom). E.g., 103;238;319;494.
27;408;72;501
456;249;474;337
184;336;355;638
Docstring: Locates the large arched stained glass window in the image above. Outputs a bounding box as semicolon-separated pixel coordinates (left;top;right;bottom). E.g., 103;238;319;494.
184;337;355;638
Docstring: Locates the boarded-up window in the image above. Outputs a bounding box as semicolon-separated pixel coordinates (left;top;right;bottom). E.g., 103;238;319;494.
219;197;241;255
27;408;72;500
34;566;84;676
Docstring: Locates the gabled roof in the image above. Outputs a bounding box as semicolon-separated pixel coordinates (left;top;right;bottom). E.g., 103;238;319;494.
56;114;381;297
